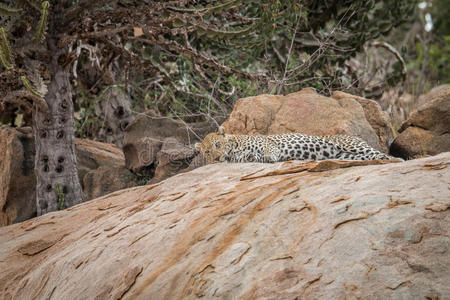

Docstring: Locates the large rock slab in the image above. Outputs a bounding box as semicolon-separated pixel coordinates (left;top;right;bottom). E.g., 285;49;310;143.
0;153;448;299
222;88;393;152
391;85;450;159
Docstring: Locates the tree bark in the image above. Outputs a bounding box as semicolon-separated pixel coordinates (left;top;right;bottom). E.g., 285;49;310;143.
33;45;85;216
96;85;133;147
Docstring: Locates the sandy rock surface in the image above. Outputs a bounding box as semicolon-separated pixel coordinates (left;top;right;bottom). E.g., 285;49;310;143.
222;88;393;151
0;153;449;299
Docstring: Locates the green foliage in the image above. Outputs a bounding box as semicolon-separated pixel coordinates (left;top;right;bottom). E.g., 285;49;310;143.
429;0;450;36
2;0;427;142
74;90;101;138
55;183;66;210
34;1;50;43
0;0;53;112
0;3;22;16
0;27;14;69
158;0;420;99
389;0;450;94
64;0;423;141
0;28;13;64
428;37;450;83
424;0;450;84
168;0;239;14
123;172;151;186
408;36;450;89
21;76;43;97
0;46;13;69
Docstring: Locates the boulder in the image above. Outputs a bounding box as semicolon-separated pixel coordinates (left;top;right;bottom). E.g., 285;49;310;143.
391;85;450;159
76;138;140;200
379;85;450;130
332;91;395;152
416;84;450;108
222;88;391;152
75;138;126;187
149;137;198;184
82;166;139;200
0;153;448;299
0;126;137;226
0;126;36;226
122;110;219;177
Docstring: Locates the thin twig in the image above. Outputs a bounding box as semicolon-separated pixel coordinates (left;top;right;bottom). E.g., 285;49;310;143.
277;10;301;94
371;41;407;81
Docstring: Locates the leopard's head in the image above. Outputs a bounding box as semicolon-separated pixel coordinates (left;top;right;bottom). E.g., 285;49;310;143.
195;126;228;163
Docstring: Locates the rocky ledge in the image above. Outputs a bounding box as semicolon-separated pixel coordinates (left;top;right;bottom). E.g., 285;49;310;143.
0;153;449;299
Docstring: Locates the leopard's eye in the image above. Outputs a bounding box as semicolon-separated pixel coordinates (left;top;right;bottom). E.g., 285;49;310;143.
205;150;210;154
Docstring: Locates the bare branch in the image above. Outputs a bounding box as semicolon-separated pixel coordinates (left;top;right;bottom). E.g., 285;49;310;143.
277;10;301;94
63;0;111;26
371;41;407;81
133;36;267;81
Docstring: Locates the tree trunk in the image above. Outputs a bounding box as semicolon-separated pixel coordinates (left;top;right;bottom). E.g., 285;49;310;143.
96;85;133;147
33;45;85;216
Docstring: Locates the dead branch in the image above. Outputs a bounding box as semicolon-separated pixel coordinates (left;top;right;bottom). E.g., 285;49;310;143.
371;41;407;81
277;9;301;94
133;36;267;81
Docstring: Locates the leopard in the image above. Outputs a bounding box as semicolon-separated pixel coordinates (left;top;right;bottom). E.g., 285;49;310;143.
194;126;400;163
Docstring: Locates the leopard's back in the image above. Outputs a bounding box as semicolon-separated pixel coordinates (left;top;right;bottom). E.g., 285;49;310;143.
195;127;398;163
267;133;338;161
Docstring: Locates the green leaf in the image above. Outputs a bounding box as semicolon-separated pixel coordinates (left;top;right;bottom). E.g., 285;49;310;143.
0;3;22;16
21;76;43;98
142;47;152;60
172;17;185;28
0;27;13;65
378;21;392;34
34;1;50;43
0;47;13;69
124;42;133;51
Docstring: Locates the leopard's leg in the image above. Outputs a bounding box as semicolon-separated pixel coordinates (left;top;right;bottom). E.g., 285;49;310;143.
368;152;404;161
335;152;366;160
335;151;397;161
263;142;281;163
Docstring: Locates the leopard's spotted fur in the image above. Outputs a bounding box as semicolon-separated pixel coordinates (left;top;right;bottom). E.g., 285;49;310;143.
195;127;399;163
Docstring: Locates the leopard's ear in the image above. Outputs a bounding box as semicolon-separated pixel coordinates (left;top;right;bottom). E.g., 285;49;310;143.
218;126;225;136
194;142;202;152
